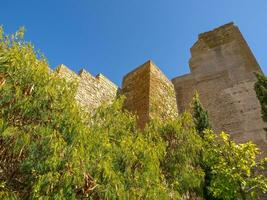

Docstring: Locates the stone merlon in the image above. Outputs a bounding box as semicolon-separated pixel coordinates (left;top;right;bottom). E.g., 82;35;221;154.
55;64;119;112
55;22;266;154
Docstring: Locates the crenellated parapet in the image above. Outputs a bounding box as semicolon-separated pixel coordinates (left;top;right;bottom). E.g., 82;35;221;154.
52;22;266;154
191;22;237;55
55;64;119;112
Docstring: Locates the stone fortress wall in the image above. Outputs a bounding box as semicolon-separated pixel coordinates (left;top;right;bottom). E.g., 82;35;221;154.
122;60;178;129
55;22;266;152
55;64;118;112
172;22;266;151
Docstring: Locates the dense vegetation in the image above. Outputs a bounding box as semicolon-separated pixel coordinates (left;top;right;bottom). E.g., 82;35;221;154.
0;28;266;199
255;72;267;130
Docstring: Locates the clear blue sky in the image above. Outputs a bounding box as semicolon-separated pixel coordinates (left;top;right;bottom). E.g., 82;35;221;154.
1;0;267;85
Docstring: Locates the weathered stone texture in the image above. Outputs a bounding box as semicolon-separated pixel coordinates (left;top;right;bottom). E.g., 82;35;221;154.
51;22;266;154
172;22;267;152
55;64;118;112
149;61;178;120
122;60;178;129
122;62;150;129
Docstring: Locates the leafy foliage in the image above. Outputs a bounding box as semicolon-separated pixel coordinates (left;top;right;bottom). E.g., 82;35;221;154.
0;27;204;199
203;131;267;200
0;26;88;199
81;99;169;199
156;113;204;198
191;91;217;200
191;92;267;200
254;72;267;127
192;92;212;138
0;27;266;200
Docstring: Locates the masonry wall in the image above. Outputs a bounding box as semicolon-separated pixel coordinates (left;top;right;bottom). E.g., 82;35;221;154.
56;64;118;112
122;60;178;129
149;61;178;120
172;22;267;152
52;22;266;154
122;62;151;129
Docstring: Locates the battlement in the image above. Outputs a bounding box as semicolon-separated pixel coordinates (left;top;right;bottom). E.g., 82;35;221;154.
53;23;266;152
55;64;119;112
191;22;237;55
198;22;234;38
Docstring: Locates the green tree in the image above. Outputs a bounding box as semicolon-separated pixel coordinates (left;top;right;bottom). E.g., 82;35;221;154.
0;26;89;199
192;92;212;138
254;72;267;128
154;113;204;198
191;91;217;200
82;98;170;199
203;131;267;200
2;26;265;200
0;27;171;199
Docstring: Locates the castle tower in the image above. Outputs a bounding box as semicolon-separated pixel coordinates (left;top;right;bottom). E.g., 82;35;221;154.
122;60;178;129
172;22;266;152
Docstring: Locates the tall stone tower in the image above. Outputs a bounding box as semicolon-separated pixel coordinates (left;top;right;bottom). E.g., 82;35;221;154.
122;60;178;129
172;22;266;151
